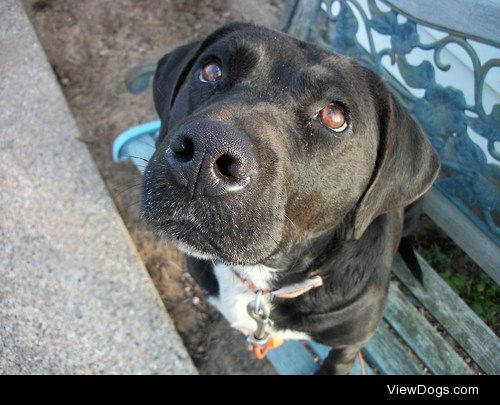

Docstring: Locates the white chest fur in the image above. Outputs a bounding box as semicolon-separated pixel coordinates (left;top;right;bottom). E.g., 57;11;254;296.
208;262;310;341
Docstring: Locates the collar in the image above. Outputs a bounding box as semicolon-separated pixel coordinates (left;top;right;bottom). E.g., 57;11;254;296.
229;267;323;299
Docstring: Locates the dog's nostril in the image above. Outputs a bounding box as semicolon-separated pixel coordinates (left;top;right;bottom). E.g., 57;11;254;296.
215;154;238;179
173;138;195;161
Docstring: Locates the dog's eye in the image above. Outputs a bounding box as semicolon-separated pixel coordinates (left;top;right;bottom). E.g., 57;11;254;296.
319;103;348;132
199;62;222;82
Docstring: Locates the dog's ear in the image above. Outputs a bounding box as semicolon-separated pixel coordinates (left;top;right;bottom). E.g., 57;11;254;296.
153;41;201;121
352;86;440;239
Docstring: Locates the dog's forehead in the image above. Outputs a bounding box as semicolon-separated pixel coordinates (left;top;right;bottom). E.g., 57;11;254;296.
205;28;359;99
207;26;336;67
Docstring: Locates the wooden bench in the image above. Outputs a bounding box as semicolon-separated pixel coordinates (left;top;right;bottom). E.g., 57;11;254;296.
113;0;500;374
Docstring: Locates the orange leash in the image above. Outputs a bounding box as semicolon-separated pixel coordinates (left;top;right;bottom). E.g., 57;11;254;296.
358;351;366;375
252;336;284;360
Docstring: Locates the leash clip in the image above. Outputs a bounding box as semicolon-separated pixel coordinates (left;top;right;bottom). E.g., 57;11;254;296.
246;291;272;346
247;291;284;359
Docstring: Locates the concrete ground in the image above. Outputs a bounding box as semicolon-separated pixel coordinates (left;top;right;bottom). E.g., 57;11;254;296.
0;0;196;374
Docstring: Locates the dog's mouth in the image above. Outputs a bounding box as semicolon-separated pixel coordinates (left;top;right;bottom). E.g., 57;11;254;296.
157;218;225;259
152;213;286;266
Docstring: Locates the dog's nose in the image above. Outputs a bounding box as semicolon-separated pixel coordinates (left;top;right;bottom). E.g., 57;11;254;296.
166;120;257;197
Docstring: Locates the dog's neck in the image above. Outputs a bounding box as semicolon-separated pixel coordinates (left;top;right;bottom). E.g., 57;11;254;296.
260;226;343;282
211;214;389;303
256;213;391;305
213;233;338;294
225;264;278;291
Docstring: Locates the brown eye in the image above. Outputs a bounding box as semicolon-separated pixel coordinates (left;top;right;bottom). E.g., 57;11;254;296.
319;103;348;132
199;61;222;82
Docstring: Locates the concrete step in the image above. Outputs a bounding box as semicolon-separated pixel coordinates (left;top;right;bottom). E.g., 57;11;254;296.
0;0;196;374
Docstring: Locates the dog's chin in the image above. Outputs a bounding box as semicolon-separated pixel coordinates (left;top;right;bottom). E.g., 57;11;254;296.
155;220;275;266
156;220;220;259
170;240;219;261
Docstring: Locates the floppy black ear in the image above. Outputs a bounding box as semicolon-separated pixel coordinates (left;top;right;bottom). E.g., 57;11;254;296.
153;41;201;121
352;89;440;239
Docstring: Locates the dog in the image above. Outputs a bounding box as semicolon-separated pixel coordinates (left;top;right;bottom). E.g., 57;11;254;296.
142;22;440;374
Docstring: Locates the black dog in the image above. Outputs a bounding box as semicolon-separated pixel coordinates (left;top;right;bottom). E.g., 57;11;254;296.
142;23;439;374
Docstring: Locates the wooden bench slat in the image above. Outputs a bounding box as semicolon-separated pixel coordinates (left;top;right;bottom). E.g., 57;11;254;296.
385;283;473;374
266;340;318;375
307;341;374;375
393;254;500;375
363;320;424;375
423;189;500;284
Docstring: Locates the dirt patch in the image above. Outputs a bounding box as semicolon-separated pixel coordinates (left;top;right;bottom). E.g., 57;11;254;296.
24;0;284;374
